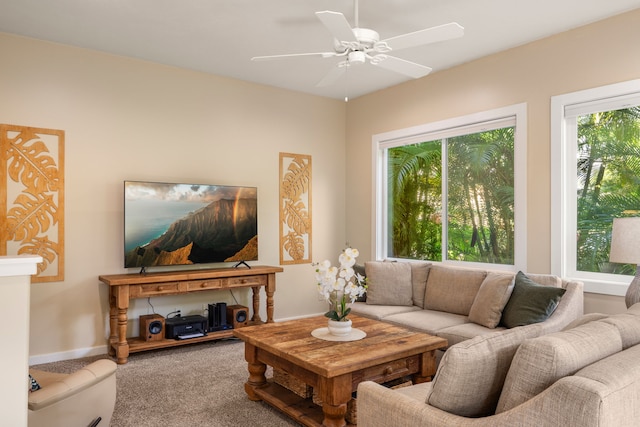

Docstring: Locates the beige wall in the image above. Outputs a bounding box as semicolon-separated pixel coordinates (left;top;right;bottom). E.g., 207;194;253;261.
0;33;346;362
345;10;640;315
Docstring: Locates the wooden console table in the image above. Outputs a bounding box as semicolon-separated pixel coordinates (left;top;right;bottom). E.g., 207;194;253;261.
99;265;283;364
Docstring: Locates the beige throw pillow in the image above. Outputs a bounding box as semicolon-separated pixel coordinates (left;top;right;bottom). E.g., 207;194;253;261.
365;261;413;306
468;272;515;328
495;321;623;413
409;262;431;308
424;265;487;316
426;324;543;417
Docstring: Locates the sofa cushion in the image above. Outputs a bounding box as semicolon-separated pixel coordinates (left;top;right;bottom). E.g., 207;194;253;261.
468;272;515;328
365;261;413;306
496;320;623;413
574;343;640;390
383;310;467;336
426;324;543;417
500;271;566;328
627;302;640;316
423;265;487;316
436;322;507;347
409;262;431;308
349;301;421;320
395;381;432;402
561;312;609;331
600;313;640;349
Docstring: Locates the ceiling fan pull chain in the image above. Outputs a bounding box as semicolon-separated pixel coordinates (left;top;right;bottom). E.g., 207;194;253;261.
344;61;349;102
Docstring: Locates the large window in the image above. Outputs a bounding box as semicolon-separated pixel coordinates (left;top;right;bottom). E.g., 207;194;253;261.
374;104;527;270
551;80;640;295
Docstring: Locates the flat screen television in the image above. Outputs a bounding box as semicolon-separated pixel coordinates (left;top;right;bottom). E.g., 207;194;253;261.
124;180;258;270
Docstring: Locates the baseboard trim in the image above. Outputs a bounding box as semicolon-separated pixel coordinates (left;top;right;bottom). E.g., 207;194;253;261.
29;344;109;365
275;312;323;322
29;313;324;365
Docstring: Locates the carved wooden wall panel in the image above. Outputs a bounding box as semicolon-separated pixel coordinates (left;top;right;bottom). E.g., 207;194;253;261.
1;125;64;282
279;152;311;265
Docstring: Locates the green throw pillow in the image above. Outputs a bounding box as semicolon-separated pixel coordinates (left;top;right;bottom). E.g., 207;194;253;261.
500;271;566;328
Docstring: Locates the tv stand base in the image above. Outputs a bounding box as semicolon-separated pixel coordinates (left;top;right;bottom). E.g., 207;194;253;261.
233;260;251;269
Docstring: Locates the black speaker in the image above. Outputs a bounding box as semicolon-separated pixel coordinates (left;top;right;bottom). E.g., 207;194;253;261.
227;305;249;329
139;314;165;342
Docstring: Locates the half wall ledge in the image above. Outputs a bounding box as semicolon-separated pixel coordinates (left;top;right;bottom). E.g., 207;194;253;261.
0;255;43;277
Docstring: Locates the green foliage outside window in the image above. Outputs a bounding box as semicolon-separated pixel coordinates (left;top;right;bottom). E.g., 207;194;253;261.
576;107;640;275
387;127;515;265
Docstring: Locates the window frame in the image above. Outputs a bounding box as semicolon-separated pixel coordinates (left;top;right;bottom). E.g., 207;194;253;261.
372;103;528;271
551;79;640;296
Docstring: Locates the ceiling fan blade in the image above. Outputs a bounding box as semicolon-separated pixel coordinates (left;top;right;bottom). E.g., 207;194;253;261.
315;11;357;43
316;64;347;87
381;22;464;51
370;55;432;79
252;52;337;61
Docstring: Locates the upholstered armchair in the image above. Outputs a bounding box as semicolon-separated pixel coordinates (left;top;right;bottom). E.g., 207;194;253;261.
28;359;117;427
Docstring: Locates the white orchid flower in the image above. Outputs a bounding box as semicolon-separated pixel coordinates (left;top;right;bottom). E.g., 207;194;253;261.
313;248;366;321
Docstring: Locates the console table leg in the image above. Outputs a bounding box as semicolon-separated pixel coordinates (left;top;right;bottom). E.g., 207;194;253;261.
265;273;276;323
251;286;262;323
110;285;131;364
115;307;130;364
107;290;117;357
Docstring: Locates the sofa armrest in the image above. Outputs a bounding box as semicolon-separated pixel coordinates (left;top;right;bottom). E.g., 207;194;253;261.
540;280;584;333
29;359;117;410
357;373;616;427
28;359;117;427
357;381;491;427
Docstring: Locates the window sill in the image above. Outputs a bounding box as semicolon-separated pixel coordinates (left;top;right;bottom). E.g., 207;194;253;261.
581;279;628;297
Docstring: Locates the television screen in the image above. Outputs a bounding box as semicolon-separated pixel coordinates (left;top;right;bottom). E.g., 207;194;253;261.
124;181;258;269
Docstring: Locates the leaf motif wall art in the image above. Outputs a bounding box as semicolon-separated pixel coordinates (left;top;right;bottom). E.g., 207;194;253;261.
279;152;311;265
1;125;64;282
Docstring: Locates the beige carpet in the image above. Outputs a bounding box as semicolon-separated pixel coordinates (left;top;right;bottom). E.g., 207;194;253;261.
32;338;300;426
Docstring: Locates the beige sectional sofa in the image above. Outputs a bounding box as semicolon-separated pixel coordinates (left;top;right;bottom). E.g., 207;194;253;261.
350;262;584;349
356;303;640;427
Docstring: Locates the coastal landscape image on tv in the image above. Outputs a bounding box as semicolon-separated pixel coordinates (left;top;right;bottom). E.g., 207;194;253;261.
124;181;258;269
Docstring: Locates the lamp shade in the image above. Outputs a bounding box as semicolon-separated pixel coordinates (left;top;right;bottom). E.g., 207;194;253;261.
609;217;640;265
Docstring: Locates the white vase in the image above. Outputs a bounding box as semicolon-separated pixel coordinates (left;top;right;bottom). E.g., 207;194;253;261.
327;319;352;337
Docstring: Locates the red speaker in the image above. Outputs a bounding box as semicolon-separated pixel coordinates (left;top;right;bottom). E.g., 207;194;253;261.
226;305;249;329
139;314;165;341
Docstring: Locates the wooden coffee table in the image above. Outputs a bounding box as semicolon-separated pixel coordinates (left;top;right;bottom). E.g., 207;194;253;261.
233;314;447;427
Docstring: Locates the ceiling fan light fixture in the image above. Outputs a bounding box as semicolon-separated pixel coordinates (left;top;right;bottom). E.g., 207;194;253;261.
348;51;366;64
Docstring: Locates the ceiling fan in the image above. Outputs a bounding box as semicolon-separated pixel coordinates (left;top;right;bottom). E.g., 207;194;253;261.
251;0;464;88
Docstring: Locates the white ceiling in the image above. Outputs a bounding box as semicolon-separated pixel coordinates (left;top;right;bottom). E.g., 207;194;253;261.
1;0;639;100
